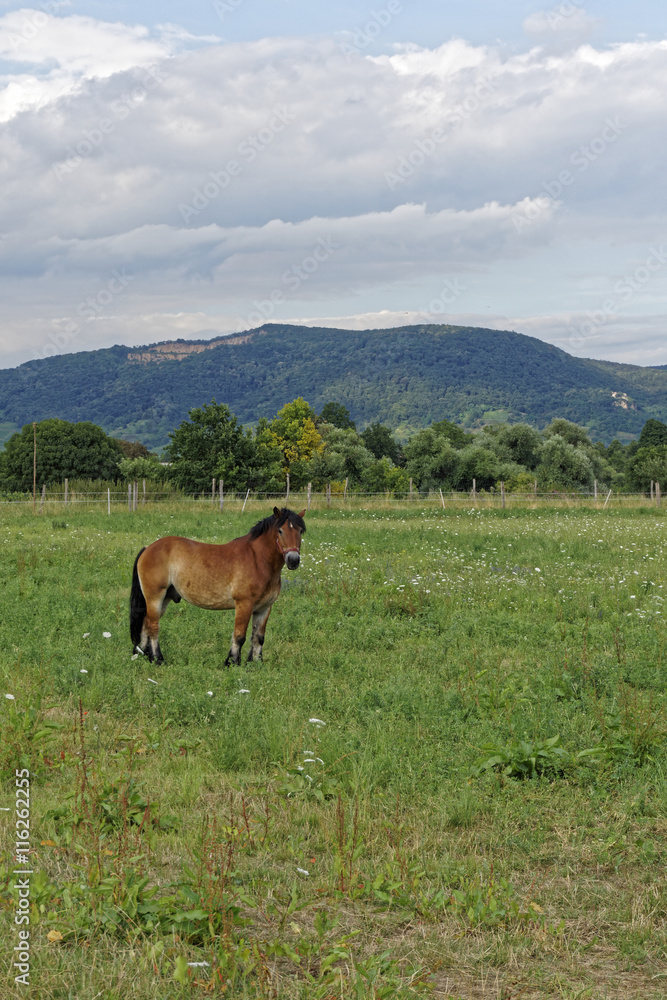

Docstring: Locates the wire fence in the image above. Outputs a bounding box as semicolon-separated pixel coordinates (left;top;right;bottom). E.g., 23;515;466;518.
0;485;663;512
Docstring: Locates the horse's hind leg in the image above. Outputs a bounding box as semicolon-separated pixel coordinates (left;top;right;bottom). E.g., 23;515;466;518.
248;605;272;663
144;597;167;664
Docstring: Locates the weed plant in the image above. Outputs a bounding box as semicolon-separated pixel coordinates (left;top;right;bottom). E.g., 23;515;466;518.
1;502;667;998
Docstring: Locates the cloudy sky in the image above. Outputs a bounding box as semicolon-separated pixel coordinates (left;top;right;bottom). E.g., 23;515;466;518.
0;0;665;369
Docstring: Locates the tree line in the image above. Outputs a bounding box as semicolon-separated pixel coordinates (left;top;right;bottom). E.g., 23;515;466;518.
1;402;666;495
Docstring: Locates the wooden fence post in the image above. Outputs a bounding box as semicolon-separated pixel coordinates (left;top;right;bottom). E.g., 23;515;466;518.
211;478;216;504
594;479;597;501
534;479;538;495
142;478;146;506
128;483;132;512
344;477;348;502
40;483;46;512
501;481;505;509
409;477;414;500
657;482;661;508
472;478;477;500
327;482;331;507
242;488;250;511
439;488;445;509
133;480;138;512
107;487;111;516
64;478;68;506
651;480;654;501
219;479;224;511
307;482;312;511
286;472;290;503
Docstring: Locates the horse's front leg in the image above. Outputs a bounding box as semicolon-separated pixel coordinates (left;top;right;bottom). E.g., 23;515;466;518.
225;601;254;666
248;605;272;663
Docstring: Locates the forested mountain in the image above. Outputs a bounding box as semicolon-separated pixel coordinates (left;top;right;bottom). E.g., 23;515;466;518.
0;324;665;449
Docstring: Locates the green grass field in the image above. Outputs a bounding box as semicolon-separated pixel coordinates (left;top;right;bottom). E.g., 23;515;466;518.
2;501;667;999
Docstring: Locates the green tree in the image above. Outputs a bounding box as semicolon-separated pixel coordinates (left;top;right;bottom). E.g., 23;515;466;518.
543;418;591;448
361;456;409;496
431;418;470;449
166;400;255;493
605;439;630;472
404;429;460;491
536;434;594;490
453;445;500;491
269;398;324;486
118;454;165;481
116;439;152;459
638;419;667;449
493;423;542;469
625;445;667;493
319;402;356;430
308;425;374;487
360;422;403;465
247;418;284;491
0;419;122;490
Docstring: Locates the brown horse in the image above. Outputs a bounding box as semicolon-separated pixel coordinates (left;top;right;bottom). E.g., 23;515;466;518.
129;507;306;665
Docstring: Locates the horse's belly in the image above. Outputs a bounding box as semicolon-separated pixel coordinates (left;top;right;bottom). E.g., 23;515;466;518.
177;579;236;610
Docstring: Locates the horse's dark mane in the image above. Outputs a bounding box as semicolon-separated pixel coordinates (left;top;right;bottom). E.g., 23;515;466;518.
249;507;306;539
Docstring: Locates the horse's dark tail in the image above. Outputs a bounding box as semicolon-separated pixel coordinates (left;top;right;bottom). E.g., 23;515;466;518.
130;548;147;649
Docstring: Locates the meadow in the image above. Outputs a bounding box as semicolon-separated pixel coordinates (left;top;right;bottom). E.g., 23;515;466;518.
1;499;667;999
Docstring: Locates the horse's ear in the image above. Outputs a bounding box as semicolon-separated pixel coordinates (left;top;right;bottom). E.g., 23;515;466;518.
273;506;281;518
298;510;306;518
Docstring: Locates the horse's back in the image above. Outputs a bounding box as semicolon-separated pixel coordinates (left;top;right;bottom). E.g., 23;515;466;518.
138;533;262;611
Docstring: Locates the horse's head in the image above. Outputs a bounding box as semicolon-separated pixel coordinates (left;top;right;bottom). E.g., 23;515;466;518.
273;506;306;570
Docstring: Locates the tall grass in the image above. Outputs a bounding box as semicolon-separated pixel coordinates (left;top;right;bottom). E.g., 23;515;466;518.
1;503;667;998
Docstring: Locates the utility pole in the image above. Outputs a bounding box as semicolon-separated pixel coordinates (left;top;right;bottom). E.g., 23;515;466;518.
32;422;36;514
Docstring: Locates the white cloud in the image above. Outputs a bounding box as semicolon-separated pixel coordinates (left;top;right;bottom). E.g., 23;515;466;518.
0;18;666;366
0;9;176;120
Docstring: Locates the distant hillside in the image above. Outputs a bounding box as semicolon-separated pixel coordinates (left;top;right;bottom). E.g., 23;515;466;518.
0;324;665;449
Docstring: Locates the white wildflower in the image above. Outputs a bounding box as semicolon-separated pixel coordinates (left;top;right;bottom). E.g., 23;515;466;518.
296;867;309;876
102;631;111;638
5;693;15;700
80;669;88;674
309;718;326;726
